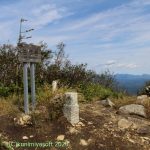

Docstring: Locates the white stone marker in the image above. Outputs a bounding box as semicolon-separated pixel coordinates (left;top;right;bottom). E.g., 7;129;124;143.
63;92;79;125
52;80;58;92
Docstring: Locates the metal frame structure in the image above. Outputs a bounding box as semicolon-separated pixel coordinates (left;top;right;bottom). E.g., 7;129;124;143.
17;18;41;114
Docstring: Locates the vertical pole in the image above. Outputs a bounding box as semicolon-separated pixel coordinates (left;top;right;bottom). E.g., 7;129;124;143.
30;63;36;110
23;63;29;114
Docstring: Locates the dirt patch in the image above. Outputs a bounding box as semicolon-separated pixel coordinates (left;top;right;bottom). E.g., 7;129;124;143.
0;101;150;150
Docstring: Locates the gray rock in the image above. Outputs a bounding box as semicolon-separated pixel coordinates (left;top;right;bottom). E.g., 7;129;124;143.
101;98;115;108
118;104;147;118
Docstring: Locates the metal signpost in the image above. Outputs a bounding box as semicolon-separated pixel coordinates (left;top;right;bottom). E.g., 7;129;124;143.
17;19;41;114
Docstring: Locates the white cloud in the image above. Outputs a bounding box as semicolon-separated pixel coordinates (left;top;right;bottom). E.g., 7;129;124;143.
117;63;138;69
28;4;67;29
105;60;116;66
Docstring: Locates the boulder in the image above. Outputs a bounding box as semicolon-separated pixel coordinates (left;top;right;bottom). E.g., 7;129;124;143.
118;104;147;118
101;98;115;108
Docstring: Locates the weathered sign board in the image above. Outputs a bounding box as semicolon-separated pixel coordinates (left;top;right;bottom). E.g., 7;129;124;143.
18;43;41;63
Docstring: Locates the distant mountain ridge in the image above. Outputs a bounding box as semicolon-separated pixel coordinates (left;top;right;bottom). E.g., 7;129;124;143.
115;74;150;95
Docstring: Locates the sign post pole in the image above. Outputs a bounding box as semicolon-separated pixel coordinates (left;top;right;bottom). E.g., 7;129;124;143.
23;62;29;114
30;63;36;110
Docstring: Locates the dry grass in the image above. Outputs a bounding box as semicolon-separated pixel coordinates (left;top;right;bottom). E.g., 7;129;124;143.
111;96;137;109
0;97;20;116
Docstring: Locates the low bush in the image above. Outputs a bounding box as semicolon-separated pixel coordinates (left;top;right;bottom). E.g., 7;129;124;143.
0;87;9;97
78;83;116;101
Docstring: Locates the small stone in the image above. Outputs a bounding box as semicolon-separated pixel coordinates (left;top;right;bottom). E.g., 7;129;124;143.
57;135;65;141
87;138;93;144
15;113;32;126
80;118;84;121
78;121;85;127
88;121;93;125
22;136;29;140
29;135;34;138
142;137;150;140
69;127;79;134
118;119;133;129
128;138;135;143
79;139;88;146
101;98;115;108
22;114;31;121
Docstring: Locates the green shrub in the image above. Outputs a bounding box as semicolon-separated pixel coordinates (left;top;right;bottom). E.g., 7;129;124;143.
78;83;115;101
0;86;9;97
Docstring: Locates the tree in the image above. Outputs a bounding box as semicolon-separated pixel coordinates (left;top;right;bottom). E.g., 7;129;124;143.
92;70;119;91
54;42;69;68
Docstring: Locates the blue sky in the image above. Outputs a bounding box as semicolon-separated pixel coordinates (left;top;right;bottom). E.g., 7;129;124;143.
0;0;150;75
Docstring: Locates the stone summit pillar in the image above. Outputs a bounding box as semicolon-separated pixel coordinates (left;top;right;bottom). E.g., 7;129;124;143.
63;92;79;125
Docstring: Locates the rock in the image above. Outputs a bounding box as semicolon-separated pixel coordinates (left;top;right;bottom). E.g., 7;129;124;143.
128;138;135;144
137;95;148;100
78;121;85;126
22;136;29;140
101;98;115;108
127;117;150;129
69;127;79;134
57;135;65;141
88;121;93;125
137;126;150;134
79;139;88;146
75;121;85;127
14;113;32;126
87;138;93;144
118;104;147;118
137;95;150;105
29;135;34;138
118;119;133;129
